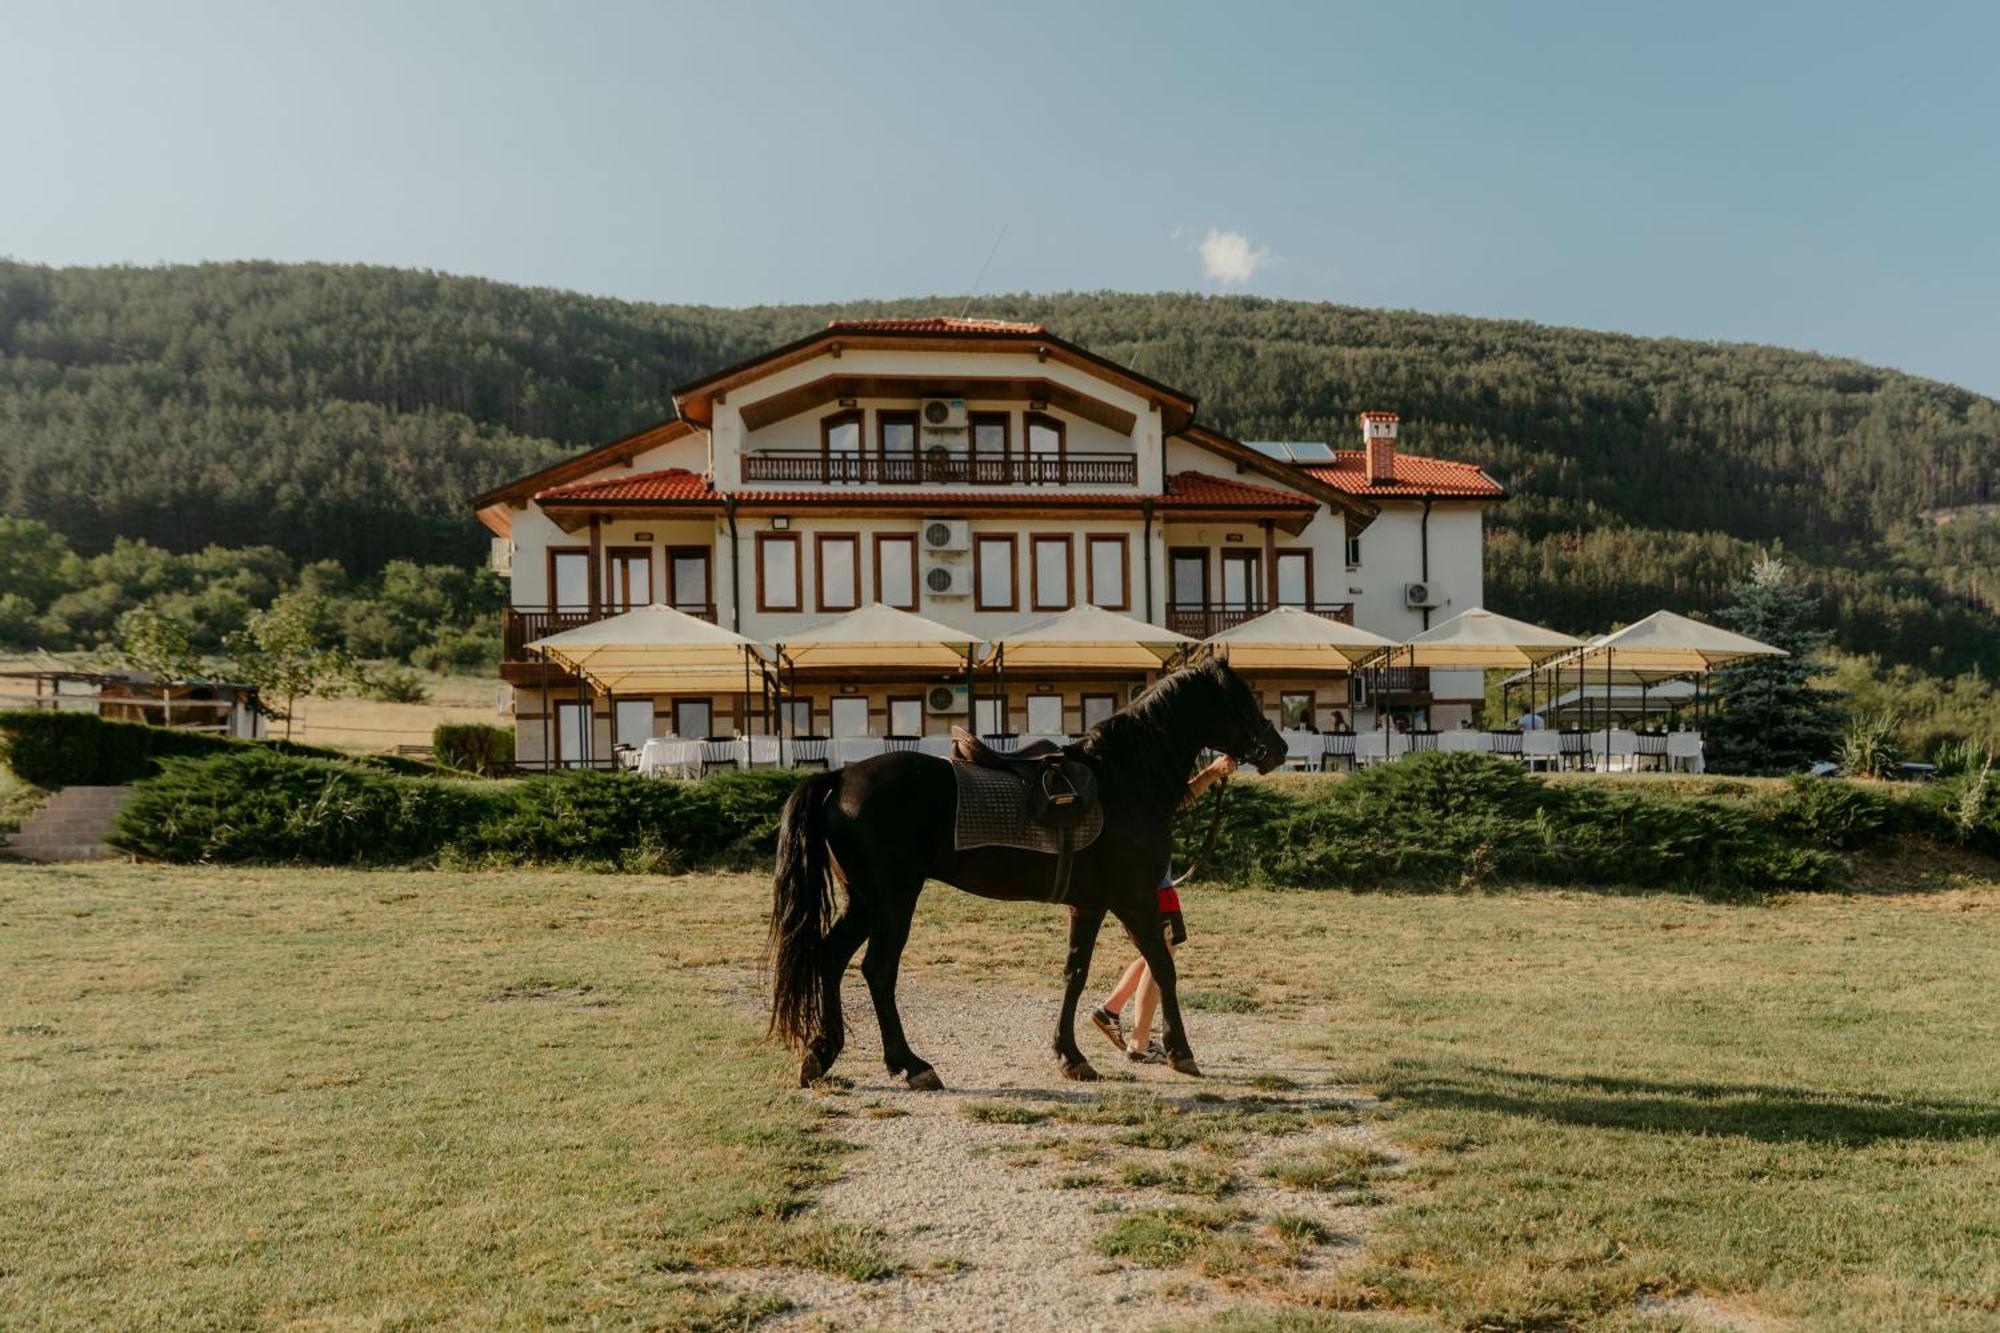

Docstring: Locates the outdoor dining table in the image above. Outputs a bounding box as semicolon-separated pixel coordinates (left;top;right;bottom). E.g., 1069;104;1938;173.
827;736;887;768
636;738;701;778
1280;729;1324;769
1438;729;1492;753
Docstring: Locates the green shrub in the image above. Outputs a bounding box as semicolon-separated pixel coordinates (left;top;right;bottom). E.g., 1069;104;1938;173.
1762;775;1893;850
0;709;432;787
433;722;515;776
356;664;431;704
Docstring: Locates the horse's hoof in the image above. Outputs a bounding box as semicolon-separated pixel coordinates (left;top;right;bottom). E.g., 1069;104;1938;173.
906;1067;945;1092
1061;1060;1100;1082
798;1054;825;1087
1169;1055;1203;1078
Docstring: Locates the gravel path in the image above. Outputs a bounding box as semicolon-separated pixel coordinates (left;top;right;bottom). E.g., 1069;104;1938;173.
699;967;1397;1331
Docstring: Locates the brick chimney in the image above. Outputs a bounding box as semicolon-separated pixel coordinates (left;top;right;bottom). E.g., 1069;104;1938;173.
1360;411;1399;485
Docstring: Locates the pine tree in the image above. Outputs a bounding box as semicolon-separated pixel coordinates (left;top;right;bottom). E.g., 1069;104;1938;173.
1705;554;1846;775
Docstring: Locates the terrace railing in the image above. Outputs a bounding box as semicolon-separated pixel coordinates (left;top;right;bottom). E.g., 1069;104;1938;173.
740;450;1139;487
1163;601;1355;639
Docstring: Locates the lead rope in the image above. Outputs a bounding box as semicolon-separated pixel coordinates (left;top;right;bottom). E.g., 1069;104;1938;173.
1171;777;1229;889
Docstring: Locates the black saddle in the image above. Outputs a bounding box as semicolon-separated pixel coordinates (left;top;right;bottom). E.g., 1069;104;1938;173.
950;727;1101;901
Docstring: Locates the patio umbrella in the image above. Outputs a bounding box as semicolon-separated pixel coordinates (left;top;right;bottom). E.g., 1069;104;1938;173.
526;604;770;765
985;604;1194;671
1203;605;1397;669
774;603;982;751
1578;610;1786;764
1364;608;1585;736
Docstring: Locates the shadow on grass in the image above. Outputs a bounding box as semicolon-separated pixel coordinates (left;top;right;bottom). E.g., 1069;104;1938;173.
1384;1064;2000;1145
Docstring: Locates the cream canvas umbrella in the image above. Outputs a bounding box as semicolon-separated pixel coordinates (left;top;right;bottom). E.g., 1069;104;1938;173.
526;603;765;694
987;604;1194;671
776;602;980;671
1362;609;1585;737
1573;610;1785;758
1204;606;1397;670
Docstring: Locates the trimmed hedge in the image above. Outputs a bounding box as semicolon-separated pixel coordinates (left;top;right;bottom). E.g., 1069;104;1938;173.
433;723;515;777
0;709;433;788
110;748;1998;893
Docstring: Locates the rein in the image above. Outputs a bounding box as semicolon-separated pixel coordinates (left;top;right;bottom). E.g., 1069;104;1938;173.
1171;777;1229;889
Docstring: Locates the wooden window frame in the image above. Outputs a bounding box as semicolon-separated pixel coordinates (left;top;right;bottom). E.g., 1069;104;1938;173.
612;695;658;749
872;532;919;612
1168;546;1210;610
885;694;925;739
814;532;863;612
974;533;1018;612
547;546;589;611
666;545;713;614
820;409;864;483
969;411;1011;465
1220;548;1263;610
1081;692;1119;731
877;409;918;482
1030;534;1074;612
1025;692;1065;735
1279;690;1316;730
1023;411;1066;484
828;695;872;739
780;697;815;736
755;531;802;612
1084;533;1130;611
605;545;653;612
1273;547;1314;607
671;697;714;740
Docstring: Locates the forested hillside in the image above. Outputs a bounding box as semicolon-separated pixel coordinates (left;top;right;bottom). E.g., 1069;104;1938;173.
1;260;1994;672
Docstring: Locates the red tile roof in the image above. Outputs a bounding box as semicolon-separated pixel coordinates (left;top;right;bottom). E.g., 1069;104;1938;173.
1303;452;1505;499
824;316;1047;335
537;468;1315;512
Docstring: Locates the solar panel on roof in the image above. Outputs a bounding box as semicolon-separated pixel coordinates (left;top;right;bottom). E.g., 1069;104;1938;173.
1286;441;1336;462
1244;441;1291;460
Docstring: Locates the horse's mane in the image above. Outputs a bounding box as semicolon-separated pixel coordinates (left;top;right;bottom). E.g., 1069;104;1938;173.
1073;657;1232;798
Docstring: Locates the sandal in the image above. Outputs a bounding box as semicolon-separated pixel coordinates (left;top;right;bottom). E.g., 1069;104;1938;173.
1089;1006;1125;1053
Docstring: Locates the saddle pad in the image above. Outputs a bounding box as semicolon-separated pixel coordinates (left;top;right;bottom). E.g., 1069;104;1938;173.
951;762;1105;856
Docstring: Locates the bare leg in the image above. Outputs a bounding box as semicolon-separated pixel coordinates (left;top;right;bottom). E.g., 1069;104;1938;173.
1054;906;1106;1080
1102;956;1149;1015
1128;936;1176;1049
858;886;940;1090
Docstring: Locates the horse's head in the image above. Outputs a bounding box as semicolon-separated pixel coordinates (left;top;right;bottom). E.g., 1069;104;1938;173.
1195;656;1288;774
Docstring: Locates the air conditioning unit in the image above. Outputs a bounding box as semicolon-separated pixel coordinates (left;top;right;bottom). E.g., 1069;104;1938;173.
922;398;968;430
927;684;970;715
922;518;971;552
489;537;514;574
1404;581;1440;609
925;563;972;598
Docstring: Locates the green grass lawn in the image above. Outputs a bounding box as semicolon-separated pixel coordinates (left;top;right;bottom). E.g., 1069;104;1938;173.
4;861;1998;1330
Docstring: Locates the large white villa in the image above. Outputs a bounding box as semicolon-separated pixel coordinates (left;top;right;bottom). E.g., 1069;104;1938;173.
472;317;1505;768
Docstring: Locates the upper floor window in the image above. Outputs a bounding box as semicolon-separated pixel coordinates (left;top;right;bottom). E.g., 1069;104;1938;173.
974;533;1017;611
1220;549;1261;610
1086;535;1128;611
607;547;652;612
878;411;918;483
821;410;863;484
669;547;711;613
1031;535;1072;611
1024;413;1064;483
970;412;1010;461
815;533;861;612
757;532;801;612
874;533;918;611
1275;550;1312;607
1345;536;1363;568
549;548;589;612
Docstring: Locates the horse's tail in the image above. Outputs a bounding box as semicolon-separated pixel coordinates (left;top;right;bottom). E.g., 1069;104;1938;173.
768;769;842;1055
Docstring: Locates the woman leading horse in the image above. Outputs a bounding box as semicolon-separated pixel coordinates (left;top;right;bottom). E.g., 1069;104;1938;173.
768;656;1286;1089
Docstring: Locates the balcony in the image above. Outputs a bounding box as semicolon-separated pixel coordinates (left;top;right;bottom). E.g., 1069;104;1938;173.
740;450;1138;487
1164;602;1355;639
503;604;716;663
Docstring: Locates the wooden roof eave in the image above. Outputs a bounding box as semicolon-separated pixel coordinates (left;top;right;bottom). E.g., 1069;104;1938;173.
737;373;1141;436
469;418;700;512
671;329;1198;431
533;494;1314;532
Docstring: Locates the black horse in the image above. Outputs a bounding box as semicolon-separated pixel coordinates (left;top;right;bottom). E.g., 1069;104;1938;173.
768;656;1286;1089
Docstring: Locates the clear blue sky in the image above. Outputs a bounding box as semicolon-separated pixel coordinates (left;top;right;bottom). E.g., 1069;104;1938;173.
6;1;1997;394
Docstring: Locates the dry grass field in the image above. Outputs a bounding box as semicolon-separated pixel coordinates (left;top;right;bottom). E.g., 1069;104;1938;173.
4;862;1998;1330
277;674;505;752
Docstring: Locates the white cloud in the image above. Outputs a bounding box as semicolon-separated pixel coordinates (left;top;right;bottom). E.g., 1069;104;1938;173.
1198;228;1271;286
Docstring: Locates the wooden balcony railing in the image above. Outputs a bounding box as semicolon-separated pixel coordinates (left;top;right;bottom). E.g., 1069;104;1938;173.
504;604;716;662
1164;602;1355;639
740;451;1139;487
